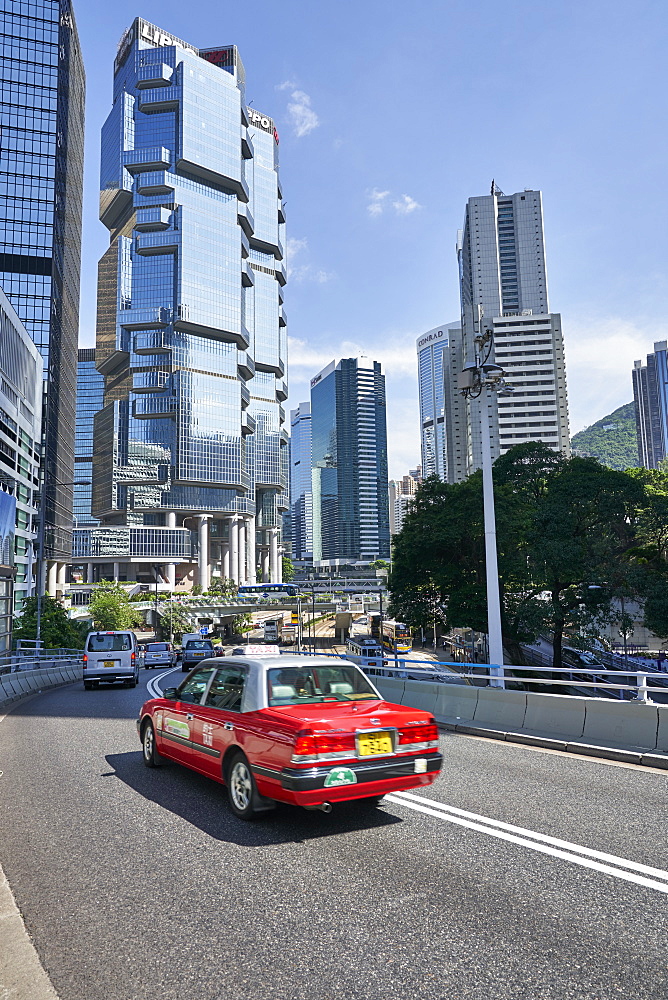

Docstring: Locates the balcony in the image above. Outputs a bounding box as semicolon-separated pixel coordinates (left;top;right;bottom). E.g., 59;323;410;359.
241;128;254;159
238;353;255;381
276;379;288;402
132;371;170;393
132;396;177;419
136;230;179;256
275;260;287;286
241;261;254;287
134;331;170;355
241;412;256;437
237;202;254;238
278;305;287;328
136;171;176;197
280;428;289;446
240;229;250;259
174;307;250;351
137;63;173;89
138;85;180;113
278;199;286;224
120;307;171;330
123;146;171;174
278;404;286;425
135;207;172;232
239;381;251;409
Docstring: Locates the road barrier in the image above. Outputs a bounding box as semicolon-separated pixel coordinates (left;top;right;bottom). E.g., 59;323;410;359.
0;652;83;710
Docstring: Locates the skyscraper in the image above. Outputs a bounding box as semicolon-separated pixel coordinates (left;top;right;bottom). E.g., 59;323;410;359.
290;402;313;563
73;349;104;529
632;342;668;469
0;0;85;583
416;323;466;483
81;19;287;588
457;187;570;473
310;357;389;568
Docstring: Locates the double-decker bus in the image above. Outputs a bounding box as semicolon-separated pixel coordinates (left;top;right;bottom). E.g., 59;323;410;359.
382;620;412;655
369;613;382;640
238;583;300;598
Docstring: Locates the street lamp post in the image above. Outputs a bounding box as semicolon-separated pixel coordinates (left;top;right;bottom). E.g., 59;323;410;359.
458;308;513;688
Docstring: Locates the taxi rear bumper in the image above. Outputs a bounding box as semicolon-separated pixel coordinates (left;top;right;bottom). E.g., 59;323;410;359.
278;750;443;792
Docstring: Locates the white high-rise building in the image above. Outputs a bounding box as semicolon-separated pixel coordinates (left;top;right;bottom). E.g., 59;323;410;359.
457;186;570;472
290;402;313;562
416;323;466;483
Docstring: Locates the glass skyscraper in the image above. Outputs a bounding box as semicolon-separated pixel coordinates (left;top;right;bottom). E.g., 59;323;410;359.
457;187;570;473
310;357;389;568
290;401;312;563
416;323;466;483
73;349;104;530
81;19;287;588
632;341;668;469
0;1;85;581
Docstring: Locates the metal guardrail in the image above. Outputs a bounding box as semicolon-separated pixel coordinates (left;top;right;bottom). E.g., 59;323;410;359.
0;649;84;676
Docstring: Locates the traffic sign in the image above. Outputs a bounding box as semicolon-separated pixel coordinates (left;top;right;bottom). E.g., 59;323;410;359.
200;626;209;634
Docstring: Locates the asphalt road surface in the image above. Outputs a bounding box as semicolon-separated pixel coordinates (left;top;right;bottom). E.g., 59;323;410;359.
1;672;667;1000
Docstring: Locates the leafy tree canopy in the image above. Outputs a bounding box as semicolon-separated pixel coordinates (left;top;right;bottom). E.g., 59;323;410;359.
13;596;87;649
88;581;142;632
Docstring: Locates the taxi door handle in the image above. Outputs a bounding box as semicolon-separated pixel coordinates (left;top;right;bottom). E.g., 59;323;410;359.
224;722;234;731
186;713;194;720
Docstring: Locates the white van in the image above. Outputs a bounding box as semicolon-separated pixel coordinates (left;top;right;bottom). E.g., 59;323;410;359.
83;631;139;689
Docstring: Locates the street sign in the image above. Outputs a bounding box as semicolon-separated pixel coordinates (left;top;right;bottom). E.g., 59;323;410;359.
200;626;209;635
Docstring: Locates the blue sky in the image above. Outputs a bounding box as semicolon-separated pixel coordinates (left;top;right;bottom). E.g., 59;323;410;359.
75;0;668;478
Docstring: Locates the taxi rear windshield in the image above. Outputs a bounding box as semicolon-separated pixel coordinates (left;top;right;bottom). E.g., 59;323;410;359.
87;633;132;652
267;665;378;706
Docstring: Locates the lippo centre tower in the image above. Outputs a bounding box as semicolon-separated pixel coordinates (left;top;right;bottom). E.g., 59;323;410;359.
80;20;288;589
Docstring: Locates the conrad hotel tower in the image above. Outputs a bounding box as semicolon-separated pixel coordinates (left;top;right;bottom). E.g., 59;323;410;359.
76;20;288;587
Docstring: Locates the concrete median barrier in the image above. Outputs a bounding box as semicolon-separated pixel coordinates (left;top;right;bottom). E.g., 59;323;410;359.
0;664;81;710
473;689;527;731
574;699;659;751
436;685;479;725
523;692;586;739
372;676;406;705
401;680;443;713
654;707;668;753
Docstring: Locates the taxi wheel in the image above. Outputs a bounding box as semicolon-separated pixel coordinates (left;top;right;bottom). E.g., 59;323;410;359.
142;722;160;767
227;752;259;820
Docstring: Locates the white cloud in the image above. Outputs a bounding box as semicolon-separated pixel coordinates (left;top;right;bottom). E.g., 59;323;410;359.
392;194;421;215
563;315;666;434
276;82;319;137
285;237;335;284
367;188;390;217
367;188;422;217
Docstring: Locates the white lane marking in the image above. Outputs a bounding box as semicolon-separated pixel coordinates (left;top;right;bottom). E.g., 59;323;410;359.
386;791;668;895
146;667;179;700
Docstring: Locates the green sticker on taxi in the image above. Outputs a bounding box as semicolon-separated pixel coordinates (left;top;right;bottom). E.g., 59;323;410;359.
324;767;357;787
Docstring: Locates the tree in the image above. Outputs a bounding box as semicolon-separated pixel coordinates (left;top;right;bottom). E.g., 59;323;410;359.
158;602;194;642
88;581;142;631
282;556;295;582
13;596;87;649
208;577;238;596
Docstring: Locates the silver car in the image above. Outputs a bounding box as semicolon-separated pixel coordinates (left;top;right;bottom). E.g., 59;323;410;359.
143;642;175;669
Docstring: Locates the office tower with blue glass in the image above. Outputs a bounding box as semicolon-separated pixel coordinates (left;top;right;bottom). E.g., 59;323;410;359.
73;349;104;532
0;288;43;621
290;402;313;564
416;323;466;483
457;187;570;473
83;20;287;588
310;357;390;568
633;342;668;469
0;0;85;593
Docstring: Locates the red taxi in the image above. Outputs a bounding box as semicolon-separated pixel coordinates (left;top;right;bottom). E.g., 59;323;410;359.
137;655;442;819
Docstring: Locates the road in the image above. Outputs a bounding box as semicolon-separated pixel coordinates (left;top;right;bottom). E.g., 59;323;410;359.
1;672;667;1000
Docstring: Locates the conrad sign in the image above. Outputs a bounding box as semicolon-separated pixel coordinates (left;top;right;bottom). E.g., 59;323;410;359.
417;330;448;350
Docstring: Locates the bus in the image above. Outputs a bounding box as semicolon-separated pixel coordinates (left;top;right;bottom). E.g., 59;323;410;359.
238;584;300;598
369;613;382;640
263;615;285;643
345;636;384;671
382;620;412;655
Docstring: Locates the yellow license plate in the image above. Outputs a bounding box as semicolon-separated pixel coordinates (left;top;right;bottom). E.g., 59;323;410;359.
358;732;393;756
104;660;114;668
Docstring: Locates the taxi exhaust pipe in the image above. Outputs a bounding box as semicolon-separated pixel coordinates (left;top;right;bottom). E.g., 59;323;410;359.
306;802;333;813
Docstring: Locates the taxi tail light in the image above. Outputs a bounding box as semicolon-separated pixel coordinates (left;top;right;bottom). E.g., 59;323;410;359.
293;730;316;756
397;723;439;746
314;732;356;755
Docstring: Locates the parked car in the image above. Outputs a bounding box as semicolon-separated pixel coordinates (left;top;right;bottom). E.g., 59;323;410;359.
83;631;139;689
180;638;215;672
137;654;443;819
143;642;175;669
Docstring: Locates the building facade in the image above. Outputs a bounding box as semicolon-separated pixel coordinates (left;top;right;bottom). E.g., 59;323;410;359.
79;19;287;588
417;323;466;482
290;401;313;563
388;468;422;536
0;0;85;582
632;341;668;469
310;357;390;568
73;348;104;533
457;187;570;473
0;287;43;616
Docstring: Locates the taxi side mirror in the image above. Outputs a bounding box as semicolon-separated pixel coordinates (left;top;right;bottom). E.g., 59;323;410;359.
162;687;178;700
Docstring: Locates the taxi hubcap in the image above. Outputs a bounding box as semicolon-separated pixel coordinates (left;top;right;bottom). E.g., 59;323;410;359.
144;728;153;759
230;761;251;810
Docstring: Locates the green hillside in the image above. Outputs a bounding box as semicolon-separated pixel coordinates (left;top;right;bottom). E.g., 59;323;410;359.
571;402;639;470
